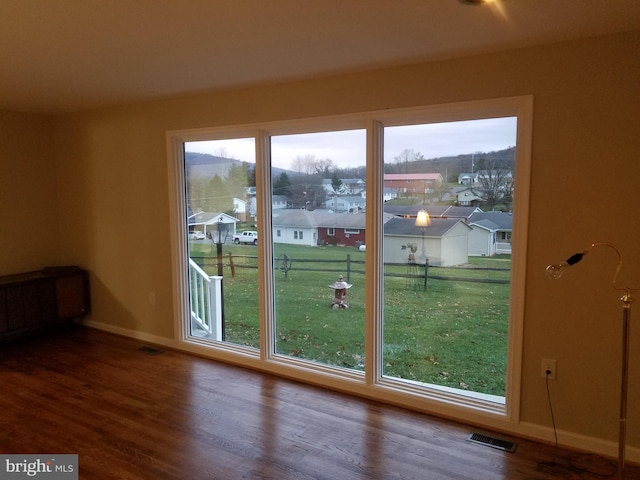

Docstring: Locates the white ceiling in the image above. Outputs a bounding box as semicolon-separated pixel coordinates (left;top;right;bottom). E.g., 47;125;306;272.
2;0;639;114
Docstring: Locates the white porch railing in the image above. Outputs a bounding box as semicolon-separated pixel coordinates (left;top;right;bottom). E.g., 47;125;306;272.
188;258;223;340
496;242;512;254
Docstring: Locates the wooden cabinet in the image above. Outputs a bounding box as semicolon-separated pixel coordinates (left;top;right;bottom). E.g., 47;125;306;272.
0;266;89;341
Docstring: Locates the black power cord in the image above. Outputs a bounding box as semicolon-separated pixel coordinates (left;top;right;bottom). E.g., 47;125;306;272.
537;371;617;479
545;369;559;459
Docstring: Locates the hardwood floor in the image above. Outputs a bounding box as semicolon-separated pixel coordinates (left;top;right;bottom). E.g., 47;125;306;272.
0;326;637;479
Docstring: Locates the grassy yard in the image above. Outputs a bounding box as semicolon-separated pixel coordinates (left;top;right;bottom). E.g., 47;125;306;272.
190;242;510;397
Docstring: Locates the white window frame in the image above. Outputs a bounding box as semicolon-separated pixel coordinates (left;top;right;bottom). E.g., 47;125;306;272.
166;95;532;429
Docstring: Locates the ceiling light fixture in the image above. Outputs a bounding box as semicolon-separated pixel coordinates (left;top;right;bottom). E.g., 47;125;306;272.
458;0;493;5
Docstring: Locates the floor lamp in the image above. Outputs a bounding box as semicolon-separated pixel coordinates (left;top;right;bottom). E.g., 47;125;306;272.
546;242;636;479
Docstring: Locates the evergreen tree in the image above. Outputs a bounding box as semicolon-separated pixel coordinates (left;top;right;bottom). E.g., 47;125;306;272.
273;172;291;196
331;172;342;192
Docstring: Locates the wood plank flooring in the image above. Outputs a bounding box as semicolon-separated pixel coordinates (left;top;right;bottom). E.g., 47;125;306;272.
0;326;637;479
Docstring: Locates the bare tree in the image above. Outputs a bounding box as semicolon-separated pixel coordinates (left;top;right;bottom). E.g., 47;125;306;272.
291;154;318;175
394;149;424;173
313;158;334;175
475;157;514;210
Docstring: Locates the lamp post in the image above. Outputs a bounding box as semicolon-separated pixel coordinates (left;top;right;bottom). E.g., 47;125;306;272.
415;209;431;261
415;209;431;290
547;242;636;480
211;216;229;276
211;216;229;340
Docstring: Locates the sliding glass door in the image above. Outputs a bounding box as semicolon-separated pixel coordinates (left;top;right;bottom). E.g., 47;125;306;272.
183;137;259;350
270;129;367;371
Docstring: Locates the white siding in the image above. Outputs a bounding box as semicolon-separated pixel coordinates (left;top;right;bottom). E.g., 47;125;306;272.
468;225;497;257
273;226;317;246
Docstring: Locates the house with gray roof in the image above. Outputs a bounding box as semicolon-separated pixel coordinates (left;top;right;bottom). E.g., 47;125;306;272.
272;210;395;247
187;212;239;240
383;217;471;266
468;211;513;256
272;210;320;246
271;208;474;265
383;204;481;221
456;188;484;207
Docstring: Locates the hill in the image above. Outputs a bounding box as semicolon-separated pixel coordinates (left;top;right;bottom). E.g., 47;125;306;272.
185;151;289;181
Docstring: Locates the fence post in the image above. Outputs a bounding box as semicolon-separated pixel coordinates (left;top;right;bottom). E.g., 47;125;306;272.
346;254;351;283
423;259;429;291
228;252;235;278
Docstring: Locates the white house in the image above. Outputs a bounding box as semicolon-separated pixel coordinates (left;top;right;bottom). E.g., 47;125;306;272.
321;179;335;195
233;197;247;221
338;178;365;195
187;212;239;240
456;188;484;207
326;195;366;213
382;217;471;266
272;195;288;210
362;187;398;203
467;220;498;257
272;210;319;247
458;172;478;185
468;211;513;256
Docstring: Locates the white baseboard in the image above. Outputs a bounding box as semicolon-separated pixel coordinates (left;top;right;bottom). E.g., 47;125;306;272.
516;421;639;465
80;319;180;350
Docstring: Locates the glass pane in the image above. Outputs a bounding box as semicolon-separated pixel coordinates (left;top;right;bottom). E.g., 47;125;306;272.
382;118;517;399
184;138;259;349
270;129;366;371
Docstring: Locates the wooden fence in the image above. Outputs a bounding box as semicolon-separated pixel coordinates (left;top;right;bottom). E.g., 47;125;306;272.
190;253;510;290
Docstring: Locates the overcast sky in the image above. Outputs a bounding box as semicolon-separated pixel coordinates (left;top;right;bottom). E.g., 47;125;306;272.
185;117;517;170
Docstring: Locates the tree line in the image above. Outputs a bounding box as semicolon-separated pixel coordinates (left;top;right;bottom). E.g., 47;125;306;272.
186;146;515;215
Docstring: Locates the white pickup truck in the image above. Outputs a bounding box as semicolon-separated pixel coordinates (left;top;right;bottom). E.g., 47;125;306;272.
232;230;258;245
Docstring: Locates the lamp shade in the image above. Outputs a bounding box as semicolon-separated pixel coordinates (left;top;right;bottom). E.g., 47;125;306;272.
415;210;431;227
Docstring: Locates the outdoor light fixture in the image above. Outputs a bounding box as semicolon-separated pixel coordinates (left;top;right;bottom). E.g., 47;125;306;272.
211;216;228;340
546;242;637;480
415;210;431;264
211;216;230;276
415;209;431;228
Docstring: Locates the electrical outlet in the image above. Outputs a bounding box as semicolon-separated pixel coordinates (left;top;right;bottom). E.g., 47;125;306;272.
149;291;156;306
541;359;556;380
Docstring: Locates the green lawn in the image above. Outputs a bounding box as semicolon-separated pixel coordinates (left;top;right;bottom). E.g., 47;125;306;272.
190;242;510;396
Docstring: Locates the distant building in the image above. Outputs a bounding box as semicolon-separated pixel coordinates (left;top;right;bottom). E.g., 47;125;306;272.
468;211;513;256
458;172;478;185
325;195;366;213
338;178;365;195
384;173;443;196
456;188;484;207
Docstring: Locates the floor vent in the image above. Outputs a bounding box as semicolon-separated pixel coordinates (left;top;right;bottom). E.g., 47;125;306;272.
467;433;517;453
138;346;164;355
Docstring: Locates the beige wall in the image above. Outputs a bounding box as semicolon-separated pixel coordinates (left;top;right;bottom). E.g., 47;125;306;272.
4;30;639;455
0;111;58;276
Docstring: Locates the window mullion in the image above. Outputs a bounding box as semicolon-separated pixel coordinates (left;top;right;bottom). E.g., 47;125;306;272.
365;119;384;386
255;130;274;360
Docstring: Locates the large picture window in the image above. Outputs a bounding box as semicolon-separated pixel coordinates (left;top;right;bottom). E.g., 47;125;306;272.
381;118;517;403
167;96;532;422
